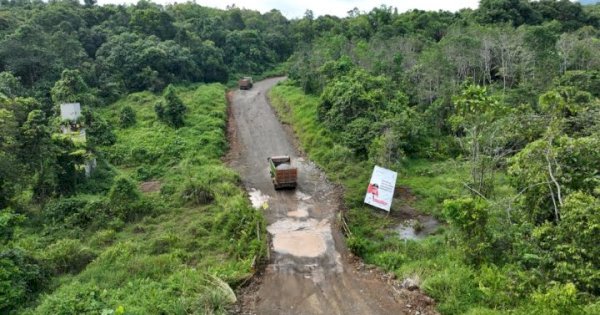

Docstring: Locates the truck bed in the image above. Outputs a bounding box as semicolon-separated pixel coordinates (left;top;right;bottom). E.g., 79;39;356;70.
268;156;298;189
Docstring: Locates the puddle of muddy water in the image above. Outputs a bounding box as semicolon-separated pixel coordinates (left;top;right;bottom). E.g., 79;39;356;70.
396;217;441;240
295;190;312;201
287;202;309;218
272;230;326;257
248;188;270;209
267;218;331;258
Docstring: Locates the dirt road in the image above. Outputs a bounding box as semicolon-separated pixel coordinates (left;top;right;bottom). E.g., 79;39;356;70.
228;77;435;315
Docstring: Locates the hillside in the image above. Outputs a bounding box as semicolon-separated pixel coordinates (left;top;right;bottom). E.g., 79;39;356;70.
1;0;599;314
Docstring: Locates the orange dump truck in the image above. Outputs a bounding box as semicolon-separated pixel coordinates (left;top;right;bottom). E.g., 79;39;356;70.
268;156;297;189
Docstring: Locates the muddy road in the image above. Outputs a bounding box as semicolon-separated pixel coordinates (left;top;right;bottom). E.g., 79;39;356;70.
228;77;434;315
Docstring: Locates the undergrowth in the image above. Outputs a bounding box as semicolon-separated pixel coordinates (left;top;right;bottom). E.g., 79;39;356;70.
14;84;265;314
268;81;595;315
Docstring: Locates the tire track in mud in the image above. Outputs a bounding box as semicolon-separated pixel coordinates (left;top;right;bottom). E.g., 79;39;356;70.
227;77;438;315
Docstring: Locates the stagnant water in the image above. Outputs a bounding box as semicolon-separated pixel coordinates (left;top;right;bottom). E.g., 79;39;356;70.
396;217;441;240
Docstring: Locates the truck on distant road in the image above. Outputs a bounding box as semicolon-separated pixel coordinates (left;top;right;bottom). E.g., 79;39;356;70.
238;77;253;90
268;156;297;189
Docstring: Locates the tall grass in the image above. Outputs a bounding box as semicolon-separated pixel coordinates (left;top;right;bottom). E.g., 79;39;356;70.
268;82;595;315
19;84;266;314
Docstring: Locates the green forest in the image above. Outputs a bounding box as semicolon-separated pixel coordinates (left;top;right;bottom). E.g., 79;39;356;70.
1;0;599;314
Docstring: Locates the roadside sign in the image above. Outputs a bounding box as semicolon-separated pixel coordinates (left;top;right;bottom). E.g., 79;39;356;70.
364;166;397;212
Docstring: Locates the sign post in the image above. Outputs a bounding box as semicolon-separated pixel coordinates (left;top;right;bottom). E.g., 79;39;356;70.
364;166;397;212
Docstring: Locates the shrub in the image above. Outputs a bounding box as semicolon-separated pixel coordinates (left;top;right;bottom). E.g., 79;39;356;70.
0;248;47;313
346;235;370;257
373;251;406;271
119;105;136;128
528;282;582;315
89;229;116;247
107;176;143;220
443;197;493;264
0;208;24;242
155;85;187;128
42;239;96;274
42;196;108;230
422;266;481;315
33;281;112;314
82;109;116;147
181;178;214;205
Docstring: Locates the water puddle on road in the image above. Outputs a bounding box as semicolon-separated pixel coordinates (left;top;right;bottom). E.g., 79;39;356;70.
267;218;330;258
248;188;270;209
287;201;309;218
295;190;312;201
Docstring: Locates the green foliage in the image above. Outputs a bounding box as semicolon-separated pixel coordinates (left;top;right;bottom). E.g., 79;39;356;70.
532;192;600;293
341;117;379;156
0;208;24;242
118;105;136;128
0;71;23;98
82;108;116;147
42;195;108;231
180;178;214;205
0;249;47;313
451;84;506;197
422;266;481;315
50;69;96;106
42;238;96;275
443;198;493;264
509;135;600;223
16;84;265;314
319;67;391;131
556;70;600;98
107;175;147;221
527;282;582;315
154;85;187;128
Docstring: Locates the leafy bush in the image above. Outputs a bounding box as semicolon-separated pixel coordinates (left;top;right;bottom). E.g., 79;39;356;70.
0;248;47;313
89;229;117;247
443;198;493;264
422;266;481;315
119;105;136;128
82;108;116;147
346;235;371;257
154;85;187;128
43;195;108;230
42;239;96;274
527;282;582;315
107;175;147;220
33;281;113;314
372;251;406;271
0;208;24;242
181;178;214;205
341;117;379;156
531;192;600;293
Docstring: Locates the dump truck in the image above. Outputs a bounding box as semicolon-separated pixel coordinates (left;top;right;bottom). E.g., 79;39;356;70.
238;77;253;90
268;156;297;189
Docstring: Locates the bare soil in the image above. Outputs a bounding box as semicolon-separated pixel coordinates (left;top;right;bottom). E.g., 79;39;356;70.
227;77;439;315
140;180;161;193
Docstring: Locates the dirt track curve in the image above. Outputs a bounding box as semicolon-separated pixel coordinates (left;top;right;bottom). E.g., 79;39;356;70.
228;77;437;315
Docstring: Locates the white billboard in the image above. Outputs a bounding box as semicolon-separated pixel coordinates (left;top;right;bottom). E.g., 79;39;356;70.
60;103;81;121
364;165;397;212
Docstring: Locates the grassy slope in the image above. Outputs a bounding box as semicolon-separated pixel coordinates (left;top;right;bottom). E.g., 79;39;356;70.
19;84;265;315
268;82;597;315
